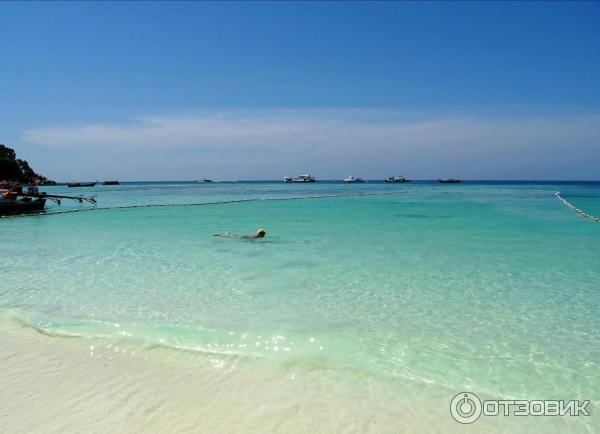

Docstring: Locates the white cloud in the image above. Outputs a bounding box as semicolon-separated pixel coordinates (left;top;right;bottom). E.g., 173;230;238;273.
21;109;600;180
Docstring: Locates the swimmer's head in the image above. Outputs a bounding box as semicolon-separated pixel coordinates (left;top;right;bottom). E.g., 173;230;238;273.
256;229;266;238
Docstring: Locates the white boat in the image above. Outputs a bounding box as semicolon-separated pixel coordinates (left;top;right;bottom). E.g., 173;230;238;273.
283;176;293;183
195;178;213;183
290;174;316;183
385;175;409;183
343;176;365;183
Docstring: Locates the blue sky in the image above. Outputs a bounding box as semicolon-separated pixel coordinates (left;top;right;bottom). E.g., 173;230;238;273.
1;1;599;180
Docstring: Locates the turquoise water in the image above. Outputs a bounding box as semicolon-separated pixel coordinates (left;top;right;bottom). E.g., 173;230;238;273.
1;182;599;428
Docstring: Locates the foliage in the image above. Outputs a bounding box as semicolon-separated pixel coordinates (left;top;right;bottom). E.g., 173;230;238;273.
0;144;55;184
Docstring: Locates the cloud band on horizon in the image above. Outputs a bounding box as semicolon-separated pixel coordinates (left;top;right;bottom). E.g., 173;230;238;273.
20;109;600;181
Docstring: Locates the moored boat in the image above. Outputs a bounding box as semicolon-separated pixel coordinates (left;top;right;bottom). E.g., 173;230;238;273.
385;175;409;183
68;181;97;188
0;185;97;216
0;195;46;215
291;174;316;183
343;176;365;183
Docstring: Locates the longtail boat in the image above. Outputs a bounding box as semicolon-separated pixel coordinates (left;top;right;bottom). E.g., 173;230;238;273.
68;181;97;187
0;186;96;216
0;195;46;214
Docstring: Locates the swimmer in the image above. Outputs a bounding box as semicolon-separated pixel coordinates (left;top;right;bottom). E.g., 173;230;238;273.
213;228;266;240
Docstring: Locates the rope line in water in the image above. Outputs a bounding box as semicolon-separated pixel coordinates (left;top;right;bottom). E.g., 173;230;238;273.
1;190;418;220
555;191;600;223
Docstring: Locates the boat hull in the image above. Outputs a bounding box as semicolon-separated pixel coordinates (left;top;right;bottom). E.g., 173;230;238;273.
0;198;46;215
68;182;97;188
287;175;316;183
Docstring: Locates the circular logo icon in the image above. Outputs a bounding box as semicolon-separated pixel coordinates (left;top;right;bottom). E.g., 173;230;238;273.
450;392;482;424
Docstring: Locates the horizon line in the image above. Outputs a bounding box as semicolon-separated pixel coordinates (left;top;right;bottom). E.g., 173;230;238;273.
45;179;600;184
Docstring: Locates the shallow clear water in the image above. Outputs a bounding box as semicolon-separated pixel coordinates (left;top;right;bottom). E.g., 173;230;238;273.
1;181;599;430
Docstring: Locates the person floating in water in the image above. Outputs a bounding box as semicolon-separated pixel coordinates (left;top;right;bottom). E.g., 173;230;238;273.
213;228;266;240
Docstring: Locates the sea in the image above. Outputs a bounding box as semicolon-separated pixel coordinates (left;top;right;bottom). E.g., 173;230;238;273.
1;181;599;433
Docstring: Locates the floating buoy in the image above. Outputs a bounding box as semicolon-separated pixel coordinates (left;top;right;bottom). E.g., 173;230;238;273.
555;191;600;223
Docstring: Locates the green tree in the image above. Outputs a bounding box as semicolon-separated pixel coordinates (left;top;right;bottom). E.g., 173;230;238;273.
0;144;54;184
0;144;17;160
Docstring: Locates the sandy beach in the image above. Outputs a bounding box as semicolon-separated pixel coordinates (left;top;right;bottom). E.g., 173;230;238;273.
2;314;591;434
0;318;405;434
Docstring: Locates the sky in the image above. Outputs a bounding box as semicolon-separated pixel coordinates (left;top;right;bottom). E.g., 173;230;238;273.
1;1;599;181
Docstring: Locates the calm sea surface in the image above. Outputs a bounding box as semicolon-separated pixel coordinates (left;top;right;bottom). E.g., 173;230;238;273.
1;181;599;431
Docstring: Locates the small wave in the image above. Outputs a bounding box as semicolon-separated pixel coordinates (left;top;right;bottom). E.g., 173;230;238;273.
0;310;257;359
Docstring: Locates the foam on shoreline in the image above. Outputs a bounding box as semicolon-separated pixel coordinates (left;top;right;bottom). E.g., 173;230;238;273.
0;319;404;434
0;319;586;434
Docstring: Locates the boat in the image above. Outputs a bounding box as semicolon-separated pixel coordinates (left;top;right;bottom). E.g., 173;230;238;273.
0;194;46;214
283;176;293;183
344;176;365;183
0;186;97;216
291;175;316;183
385;176;409;183
195;178;213;183
68;181;97;188
438;178;462;184
103;180;120;185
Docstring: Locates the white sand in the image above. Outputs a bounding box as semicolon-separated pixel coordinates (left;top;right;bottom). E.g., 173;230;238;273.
0;319;404;434
0;319;583;434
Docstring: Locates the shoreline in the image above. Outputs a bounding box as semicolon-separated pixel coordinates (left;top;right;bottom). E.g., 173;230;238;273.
0;319;588;433
0;319;404;434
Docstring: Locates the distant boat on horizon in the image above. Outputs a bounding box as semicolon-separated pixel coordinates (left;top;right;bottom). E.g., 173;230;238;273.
438;178;462;184
343;176;365;183
103;180;120;185
68;181;97;188
385;176;409;183
195;178;213;183
284;174;316;183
